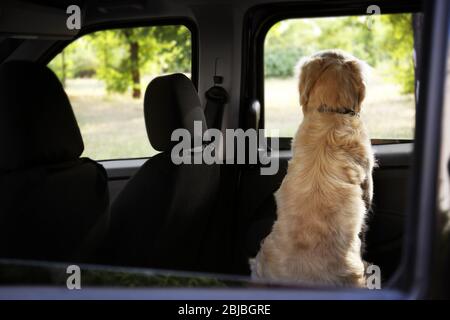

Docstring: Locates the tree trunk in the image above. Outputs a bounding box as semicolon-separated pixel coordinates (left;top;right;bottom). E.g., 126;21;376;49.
130;41;140;99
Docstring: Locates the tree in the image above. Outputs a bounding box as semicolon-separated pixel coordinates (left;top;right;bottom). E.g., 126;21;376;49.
121;29;143;98
48;42;76;87
87;30;130;95
153;25;191;73
263;14;414;93
87;26;191;99
377;14;415;93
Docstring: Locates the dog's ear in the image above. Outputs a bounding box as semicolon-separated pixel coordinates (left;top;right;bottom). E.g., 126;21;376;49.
344;60;366;112
298;57;324;110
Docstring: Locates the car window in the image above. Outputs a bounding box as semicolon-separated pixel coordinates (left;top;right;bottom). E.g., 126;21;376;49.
264;14;416;142
48;25;192;160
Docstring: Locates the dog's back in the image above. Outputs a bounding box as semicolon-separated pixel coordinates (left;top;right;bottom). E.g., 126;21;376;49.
251;50;374;287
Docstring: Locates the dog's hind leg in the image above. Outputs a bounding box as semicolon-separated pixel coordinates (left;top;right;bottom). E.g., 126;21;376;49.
360;173;373;257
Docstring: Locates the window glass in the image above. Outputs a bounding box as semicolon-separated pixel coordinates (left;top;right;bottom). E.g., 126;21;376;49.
264;14;416;141
48;25;192;160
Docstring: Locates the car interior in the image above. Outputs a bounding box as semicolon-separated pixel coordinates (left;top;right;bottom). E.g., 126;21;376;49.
0;0;432;293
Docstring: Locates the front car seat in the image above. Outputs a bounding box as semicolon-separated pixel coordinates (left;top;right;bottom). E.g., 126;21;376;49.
107;73;220;272
0;61;109;263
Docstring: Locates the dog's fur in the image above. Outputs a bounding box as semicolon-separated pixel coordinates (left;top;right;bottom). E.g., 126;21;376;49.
250;50;375;287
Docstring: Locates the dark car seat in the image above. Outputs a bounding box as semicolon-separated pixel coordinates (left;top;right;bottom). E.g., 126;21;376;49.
0;61;110;263
107;73;221;272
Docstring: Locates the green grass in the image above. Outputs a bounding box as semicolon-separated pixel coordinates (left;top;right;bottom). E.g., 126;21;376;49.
265;70;416;139
66;78;158;160
66;72;415;161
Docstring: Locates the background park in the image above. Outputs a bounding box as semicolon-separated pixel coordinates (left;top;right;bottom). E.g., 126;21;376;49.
49;13;415;160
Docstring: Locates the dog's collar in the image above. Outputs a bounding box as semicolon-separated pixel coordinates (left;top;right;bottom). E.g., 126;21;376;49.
317;104;359;117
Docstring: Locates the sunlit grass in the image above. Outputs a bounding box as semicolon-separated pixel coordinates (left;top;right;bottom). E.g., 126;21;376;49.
264;70;415;139
70;93;157;160
65;70;415;161
66;75;188;160
66;79;157;160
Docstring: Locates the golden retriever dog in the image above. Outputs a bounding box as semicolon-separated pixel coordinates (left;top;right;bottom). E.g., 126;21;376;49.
250;49;375;287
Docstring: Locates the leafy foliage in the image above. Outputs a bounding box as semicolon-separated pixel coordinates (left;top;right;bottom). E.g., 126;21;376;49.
49;15;415;97
377;14;415;93
265;47;304;78
49;25;191;98
264;14;415;93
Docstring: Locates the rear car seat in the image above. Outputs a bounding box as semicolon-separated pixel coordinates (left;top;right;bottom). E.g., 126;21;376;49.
107;73;221;272
0;61;110;263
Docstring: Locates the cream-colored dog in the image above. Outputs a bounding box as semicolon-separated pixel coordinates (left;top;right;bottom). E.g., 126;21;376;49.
250;50;375;287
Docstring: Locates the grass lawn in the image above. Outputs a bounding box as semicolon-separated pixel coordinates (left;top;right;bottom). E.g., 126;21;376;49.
66;78;157;161
66;72;415;161
265;70;416;138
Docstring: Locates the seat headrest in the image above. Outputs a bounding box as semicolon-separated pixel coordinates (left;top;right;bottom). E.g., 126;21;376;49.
144;73;207;152
0;61;83;171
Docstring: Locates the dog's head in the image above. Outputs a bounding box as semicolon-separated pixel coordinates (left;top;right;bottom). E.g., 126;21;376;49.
297;49;368;115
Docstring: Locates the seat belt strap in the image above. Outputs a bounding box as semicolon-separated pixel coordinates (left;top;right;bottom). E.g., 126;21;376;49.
204;85;228;130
